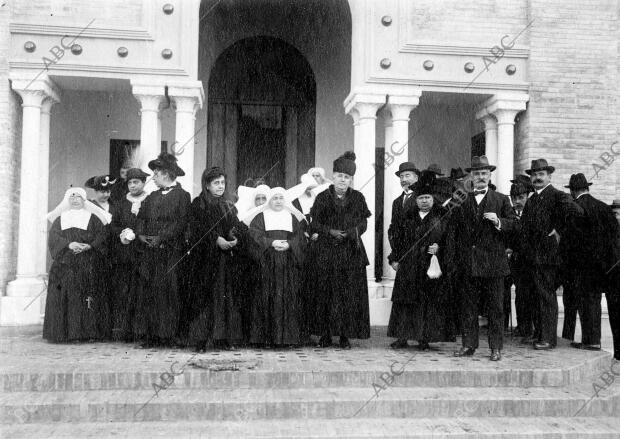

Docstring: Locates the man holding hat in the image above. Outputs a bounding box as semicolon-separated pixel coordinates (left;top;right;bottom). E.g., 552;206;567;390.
387;161;419;272
519;159;583;350
453;156;516;361
562;174;617;350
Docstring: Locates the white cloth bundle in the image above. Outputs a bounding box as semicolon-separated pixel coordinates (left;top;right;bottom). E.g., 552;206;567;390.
427;255;442;279
120;228;136;245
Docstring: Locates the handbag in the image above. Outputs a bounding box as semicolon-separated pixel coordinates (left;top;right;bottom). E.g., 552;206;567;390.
427;254;442;279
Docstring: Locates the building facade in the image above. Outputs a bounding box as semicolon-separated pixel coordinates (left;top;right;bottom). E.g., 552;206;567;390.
1;0;618;325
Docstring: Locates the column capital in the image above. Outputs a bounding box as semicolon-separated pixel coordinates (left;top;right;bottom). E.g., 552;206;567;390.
133;93;165;112
344;92;384;120
40;97;59;115
131;80;166;111
10;74;61;108
387;92;421;122
494;108;521;125
168;80;204;110
482;92;528;117
476;110;498;131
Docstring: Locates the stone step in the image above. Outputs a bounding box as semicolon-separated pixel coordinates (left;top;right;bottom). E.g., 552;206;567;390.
1;384;618;423
3;417;620;438
2;349;612;392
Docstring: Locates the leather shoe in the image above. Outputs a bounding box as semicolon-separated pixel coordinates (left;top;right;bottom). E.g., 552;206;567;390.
339;336;351;350
521;336;536;345
390;339;408;349
417;341;430;351
318;335;332;348
490;350;501;361
534;342;553;350
582;344;601;351
453;346;476;357
570;342;583;349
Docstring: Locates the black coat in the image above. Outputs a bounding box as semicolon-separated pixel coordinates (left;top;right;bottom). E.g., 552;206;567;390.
453;189;516;277
520;185;583;266
387;192;416;263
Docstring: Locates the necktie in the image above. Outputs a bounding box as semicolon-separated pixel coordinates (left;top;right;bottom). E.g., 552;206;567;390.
403;193;411;207
474;190;486;196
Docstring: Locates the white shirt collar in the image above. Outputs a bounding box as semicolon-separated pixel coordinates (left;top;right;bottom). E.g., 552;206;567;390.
576;192;588;200
536;183;551;195
419;210;430;219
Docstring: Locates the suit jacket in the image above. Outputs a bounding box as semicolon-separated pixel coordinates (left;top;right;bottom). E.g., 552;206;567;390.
519;184;583;266
571;193;618;273
454;188;516;277
387;191;416;263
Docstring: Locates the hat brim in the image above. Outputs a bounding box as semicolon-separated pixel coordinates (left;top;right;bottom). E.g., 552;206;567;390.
610;203;620;209
525;166;555;175
148;159;186;177
395;168;420;177
464;165;496;172
564;182;593;189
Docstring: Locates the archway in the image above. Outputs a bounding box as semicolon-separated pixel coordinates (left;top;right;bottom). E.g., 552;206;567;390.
207;37;316;189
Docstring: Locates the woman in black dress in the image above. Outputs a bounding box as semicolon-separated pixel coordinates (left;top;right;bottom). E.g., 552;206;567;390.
248;187;306;347
134;153;191;347
108;168;150;341
387;172;454;349
187;167;250;351
43;188;112;342
309;151;371;349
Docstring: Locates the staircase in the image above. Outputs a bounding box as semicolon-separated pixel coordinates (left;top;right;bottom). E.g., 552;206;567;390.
1;326;620;438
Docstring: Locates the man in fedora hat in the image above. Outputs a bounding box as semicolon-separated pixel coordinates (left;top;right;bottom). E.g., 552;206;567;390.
561;174;617;351
388;162;420;276
453;156;516;361
504;181;533;338
519;159;583;350
607;199;620;360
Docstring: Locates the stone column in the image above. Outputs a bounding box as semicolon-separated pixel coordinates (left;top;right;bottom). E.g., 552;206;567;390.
3;76;60;325
36;97;58;277
131;82;165;190
169;82;204;198
484;93;529;195
344;95;383;282
382;97;419;288
476;108;498;167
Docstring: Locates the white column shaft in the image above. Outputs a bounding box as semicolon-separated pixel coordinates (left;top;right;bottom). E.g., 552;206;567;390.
482;116;498;167
382;113;395;282
174;98;198;197
37;100;53;276
495;110;518;195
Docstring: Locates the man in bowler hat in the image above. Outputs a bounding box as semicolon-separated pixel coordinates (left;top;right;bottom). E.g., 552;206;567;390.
519;159;583;350
563;174;617;350
453;156;516;361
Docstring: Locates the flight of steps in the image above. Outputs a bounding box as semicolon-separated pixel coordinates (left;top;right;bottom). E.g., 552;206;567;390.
1;334;620;438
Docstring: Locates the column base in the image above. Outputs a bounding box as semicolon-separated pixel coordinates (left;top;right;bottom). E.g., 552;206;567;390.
2;276;46;325
368;279;394;326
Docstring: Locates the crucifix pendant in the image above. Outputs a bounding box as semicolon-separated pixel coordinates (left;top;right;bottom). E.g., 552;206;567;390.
85;296;94;310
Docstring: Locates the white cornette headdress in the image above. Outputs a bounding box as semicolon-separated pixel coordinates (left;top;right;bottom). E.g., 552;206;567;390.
243;187;305;229
236;184;271;221
47;187;112;230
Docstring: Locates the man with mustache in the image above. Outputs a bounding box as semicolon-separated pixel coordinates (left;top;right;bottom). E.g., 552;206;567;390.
453;156;516;361
563;173;617;351
518;159;583;350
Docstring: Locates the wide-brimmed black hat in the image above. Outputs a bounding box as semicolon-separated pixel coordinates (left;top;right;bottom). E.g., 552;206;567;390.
412;170;435;197
125;168;150;182
610;199;620;209
465;155;496;172
564;173;592;190
395;161;419;177
450;167;467;180
333;151;356;176
525;158;555;175
148;152;185;177
85;175;116;192
511;174;534;193
426;163;444;176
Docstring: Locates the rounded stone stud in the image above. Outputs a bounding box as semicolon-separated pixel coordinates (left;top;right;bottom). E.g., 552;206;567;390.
117;47;128;58
423;60;434;71
71;44;82;55
464;62;475;73
380;58;391;69
162;49;173;59
163;4;174;14
24;41;36;53
381;15;392;26
506;64;517;75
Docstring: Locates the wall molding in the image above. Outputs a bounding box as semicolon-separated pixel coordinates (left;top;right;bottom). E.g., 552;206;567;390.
366;76;529;92
399;43;529;58
9;61;187;77
10;22;154;41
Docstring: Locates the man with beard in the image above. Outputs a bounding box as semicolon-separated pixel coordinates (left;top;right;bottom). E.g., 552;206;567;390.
453;156;516;361
519;159;583;350
387;161;420;276
564;174;617;351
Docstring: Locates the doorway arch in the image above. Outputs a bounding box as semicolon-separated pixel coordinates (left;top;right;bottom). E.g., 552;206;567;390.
207;36;316;189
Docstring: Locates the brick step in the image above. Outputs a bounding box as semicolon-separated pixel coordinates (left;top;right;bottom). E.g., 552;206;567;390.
2;351;611;392
1;384;618;423
3;417;620;438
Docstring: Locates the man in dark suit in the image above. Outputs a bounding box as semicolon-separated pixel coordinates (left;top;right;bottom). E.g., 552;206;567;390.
519;159;583;350
453;156;516;361
607;199;620;361
564;174;617;350
387;162;419;275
